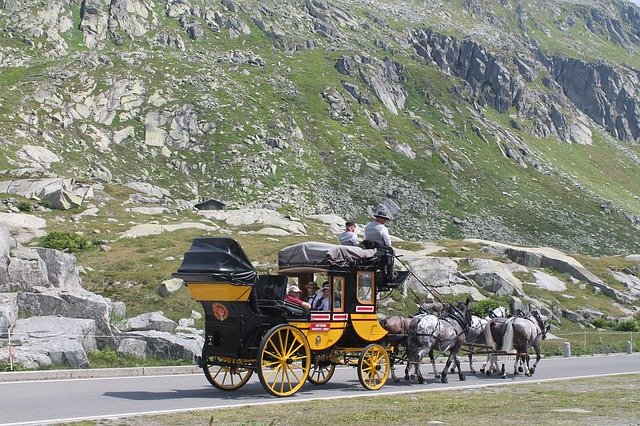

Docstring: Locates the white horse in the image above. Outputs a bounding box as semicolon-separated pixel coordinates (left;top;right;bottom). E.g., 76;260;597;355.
406;299;472;384
465;306;509;374
485;310;550;377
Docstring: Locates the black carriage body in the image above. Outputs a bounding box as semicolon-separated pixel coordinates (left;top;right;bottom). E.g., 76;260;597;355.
174;238;309;361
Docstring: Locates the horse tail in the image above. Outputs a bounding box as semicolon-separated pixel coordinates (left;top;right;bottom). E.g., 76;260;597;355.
484;320;496;349
501;320;515;352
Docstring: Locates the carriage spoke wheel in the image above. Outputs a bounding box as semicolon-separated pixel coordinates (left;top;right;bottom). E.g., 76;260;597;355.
358;344;390;391
203;357;253;391
258;324;310;397
307;362;336;385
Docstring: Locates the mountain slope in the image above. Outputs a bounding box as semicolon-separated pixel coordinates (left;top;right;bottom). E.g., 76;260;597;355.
0;0;639;255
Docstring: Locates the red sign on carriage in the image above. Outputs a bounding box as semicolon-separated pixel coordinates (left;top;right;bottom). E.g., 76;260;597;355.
310;323;330;331
212;303;229;321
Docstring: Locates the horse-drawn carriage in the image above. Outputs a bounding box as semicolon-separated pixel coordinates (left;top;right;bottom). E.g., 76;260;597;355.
173;237;409;397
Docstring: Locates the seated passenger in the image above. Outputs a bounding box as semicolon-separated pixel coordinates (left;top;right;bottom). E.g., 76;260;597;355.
338;221;359;246
311;285;330;311
305;281;319;302
284;285;311;310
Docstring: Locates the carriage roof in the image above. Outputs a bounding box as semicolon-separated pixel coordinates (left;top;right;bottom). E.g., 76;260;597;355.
277;242;379;271
173;237;257;284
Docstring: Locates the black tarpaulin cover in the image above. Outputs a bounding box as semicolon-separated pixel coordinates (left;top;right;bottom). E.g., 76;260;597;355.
278;242;377;268
174;237;257;284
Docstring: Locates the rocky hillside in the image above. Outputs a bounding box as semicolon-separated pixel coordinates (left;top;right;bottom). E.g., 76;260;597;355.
0;0;639;255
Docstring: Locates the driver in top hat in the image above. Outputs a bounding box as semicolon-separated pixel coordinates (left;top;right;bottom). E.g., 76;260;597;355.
363;207;392;247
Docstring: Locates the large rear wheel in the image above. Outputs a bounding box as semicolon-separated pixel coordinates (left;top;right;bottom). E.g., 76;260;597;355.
257;324;310;397
203;358;253;391
357;344;390;391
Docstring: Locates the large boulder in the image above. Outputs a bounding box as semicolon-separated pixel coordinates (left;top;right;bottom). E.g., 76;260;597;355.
5;247;50;291
17;288;115;348
40;188;82;210
3;316;97;369
0;213;46;243
198;208;307;235
468;239;635;304
0;293;17;337
531;270;567;292
467;259;524;296
119;311;177;333
120;330;201;361
33;248;82;290
3;247;82;292
117;338;147;359
0;227;15;284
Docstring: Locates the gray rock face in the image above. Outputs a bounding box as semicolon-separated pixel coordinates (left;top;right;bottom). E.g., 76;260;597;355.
17;288;115;348
0;227;15;284
6;316;97;369
33;248;82;290
531;270;567;292
547;56;640;142
468;258;524;296
117;337;147;359
0;213;47;244
335;55;407;115
0;293;17;337
158;278;183;296
120;311;177;333
120;330;201;361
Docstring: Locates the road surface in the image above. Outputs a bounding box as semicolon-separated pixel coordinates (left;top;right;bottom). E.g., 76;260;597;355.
1;353;639;425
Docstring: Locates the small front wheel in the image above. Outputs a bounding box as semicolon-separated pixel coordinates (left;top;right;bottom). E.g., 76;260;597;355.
357;344;390;391
307;362;335;385
203;358;253;391
258;324;310;397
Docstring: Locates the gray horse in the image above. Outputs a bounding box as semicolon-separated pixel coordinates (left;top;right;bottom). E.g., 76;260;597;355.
464;306;509;374
485;310;550;377
406;299;472;384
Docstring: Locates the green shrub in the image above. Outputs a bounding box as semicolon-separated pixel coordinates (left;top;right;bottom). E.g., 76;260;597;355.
38;231;89;253
470;299;501;317
614;319;639;332
592;317;615;329
16;200;32;212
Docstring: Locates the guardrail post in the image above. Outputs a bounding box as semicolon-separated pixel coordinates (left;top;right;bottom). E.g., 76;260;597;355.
8;328;13;371
628;340;633;354
563;341;571;357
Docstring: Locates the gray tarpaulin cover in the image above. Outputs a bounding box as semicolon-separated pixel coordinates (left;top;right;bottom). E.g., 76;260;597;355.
278;242;377;267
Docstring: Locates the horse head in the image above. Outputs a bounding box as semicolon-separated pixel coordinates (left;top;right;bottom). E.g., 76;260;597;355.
452;298;472;329
532;310;550;339
488;306;509;318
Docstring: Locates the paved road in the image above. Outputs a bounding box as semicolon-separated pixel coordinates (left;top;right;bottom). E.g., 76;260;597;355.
1;354;639;425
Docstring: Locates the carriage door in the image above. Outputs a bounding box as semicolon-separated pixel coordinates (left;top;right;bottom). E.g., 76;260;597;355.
351;271;387;341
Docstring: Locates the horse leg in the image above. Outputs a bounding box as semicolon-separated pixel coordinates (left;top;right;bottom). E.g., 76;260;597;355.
428;349;440;380
530;345;541;375
440;353;452;383
468;347;476;374
455;353;465;381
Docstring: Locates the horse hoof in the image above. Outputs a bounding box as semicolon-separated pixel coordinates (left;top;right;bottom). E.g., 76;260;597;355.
441;376;448;384
479;368;485;374
470;369;476;374
394;377;400;383
485;371;491;377
518;366;524;373
525;372;531;377
418;378;425;384
435;374;441;379
501;375;507;379
530;368;536;375
459;374;466;381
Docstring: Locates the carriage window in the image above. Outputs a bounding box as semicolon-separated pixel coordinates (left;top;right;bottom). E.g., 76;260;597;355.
331;276;344;312
357;272;374;304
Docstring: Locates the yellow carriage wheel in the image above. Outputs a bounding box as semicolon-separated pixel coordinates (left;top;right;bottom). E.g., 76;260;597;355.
257;324;311;397
203;358;253;391
307;362;335;385
357;343;390;391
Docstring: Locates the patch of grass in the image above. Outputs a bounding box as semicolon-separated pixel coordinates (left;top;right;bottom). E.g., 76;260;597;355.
88;349;193;368
100;375;640;425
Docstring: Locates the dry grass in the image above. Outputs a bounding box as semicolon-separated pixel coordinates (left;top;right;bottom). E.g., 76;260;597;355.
82;374;640;425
